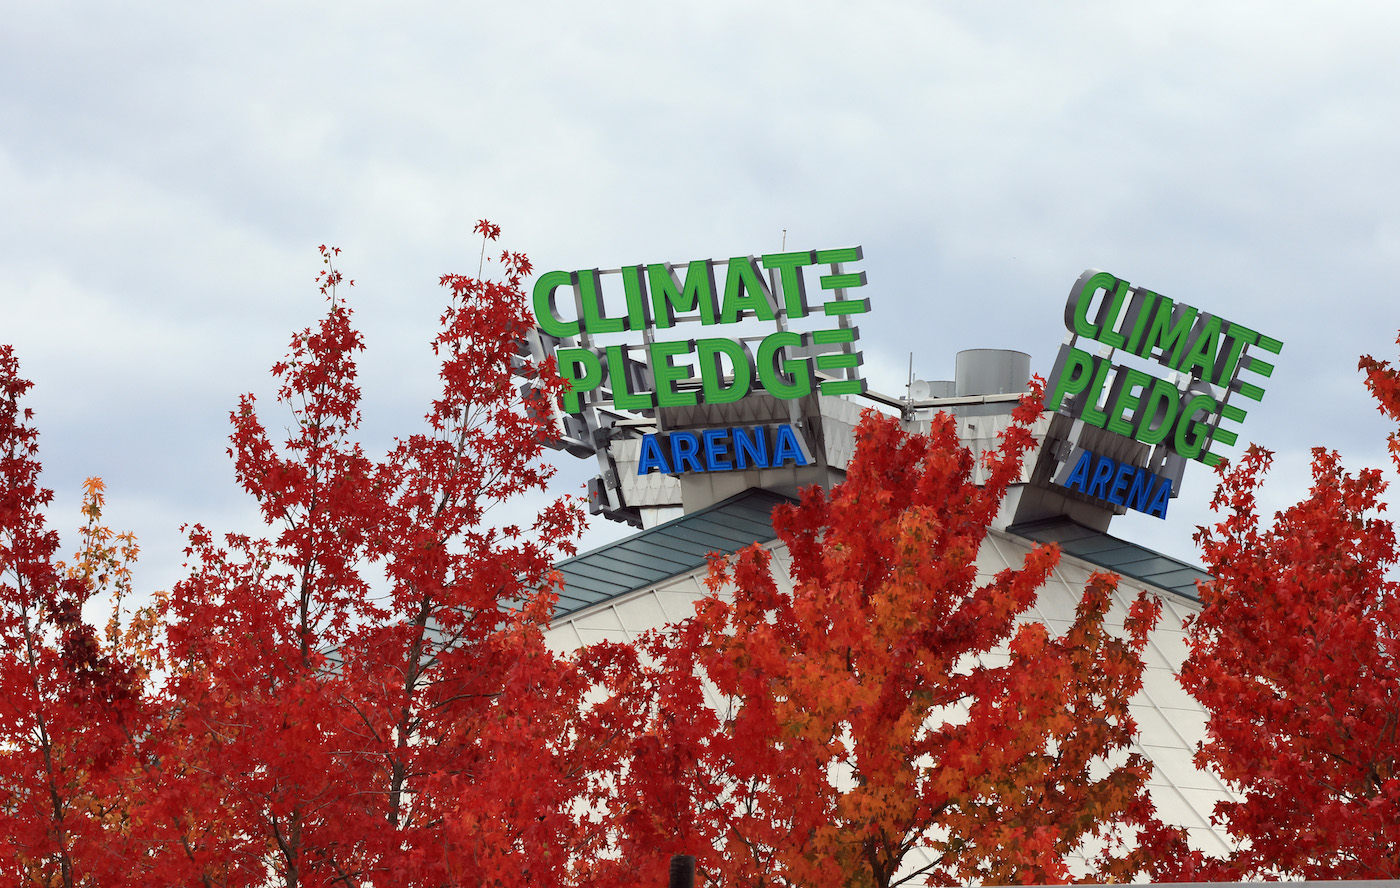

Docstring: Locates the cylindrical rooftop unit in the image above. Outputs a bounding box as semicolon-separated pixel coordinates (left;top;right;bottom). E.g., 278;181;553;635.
954;349;1031;397
909;379;955;400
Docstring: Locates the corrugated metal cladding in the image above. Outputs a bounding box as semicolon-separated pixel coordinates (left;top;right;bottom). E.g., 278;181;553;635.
550;489;792;618
1009;517;1212;601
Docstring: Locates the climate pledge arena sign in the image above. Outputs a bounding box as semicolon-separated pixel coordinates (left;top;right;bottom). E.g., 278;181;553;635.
530;249;869;476
523;255;1281;517
1043;269;1283;519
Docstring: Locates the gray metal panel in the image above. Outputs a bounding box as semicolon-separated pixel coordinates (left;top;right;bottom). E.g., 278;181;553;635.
1008;517;1211;601
1109;554;1181;575
563;559;658;588
552;572;622;596
1022;521;1096;542
684;513;774;544
552;489;790;618
588;545;693;575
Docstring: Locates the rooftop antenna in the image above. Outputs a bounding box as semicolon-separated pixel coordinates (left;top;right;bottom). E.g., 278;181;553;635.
905;352;914;419
771;230;790;331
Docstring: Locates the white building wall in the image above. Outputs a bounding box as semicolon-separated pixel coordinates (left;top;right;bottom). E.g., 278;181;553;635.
544;527;1238;868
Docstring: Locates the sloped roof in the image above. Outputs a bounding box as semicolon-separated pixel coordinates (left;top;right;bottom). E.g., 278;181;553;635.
1008;517;1212;601
552;496;1213;618
551;489;792;618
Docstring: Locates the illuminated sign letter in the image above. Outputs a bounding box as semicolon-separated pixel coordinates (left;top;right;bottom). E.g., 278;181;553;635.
579;269;626;335
1045;346;1096;413
532;270;580;338
702;428;732;471
605;345;656;410
1172;393;1218;461
720;256;776;324
650;340;699;408
1133;376;1181;445
816;247;870;317
772;425;808;467
1134;297;1198;370
733;426;769;469
757;332;813;399
670;431;702;473
696;338;754;405
620;264;651;330
649;260;719;328
637;434;669;474
557;347;603;413
1147;476;1172;518
1179;314;1223;380
761;250;816;319
1065;270;1120;340
1063;451;1093;492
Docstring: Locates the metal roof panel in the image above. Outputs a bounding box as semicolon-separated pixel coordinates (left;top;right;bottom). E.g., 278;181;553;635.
1008;517;1211;602
551;489;789;618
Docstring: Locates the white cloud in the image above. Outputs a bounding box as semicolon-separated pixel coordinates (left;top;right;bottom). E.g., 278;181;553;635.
5;0;1400;590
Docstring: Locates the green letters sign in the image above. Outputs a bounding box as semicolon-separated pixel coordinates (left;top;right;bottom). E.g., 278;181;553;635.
533;249;870;414
1045;269;1282;468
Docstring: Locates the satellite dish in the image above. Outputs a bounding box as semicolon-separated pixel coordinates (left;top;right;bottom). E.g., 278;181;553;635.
909;379;932;400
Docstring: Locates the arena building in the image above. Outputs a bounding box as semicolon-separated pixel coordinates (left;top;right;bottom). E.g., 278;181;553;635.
523;251;1281;864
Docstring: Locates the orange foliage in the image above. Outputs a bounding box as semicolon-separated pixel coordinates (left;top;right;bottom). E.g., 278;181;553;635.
597;391;1170;887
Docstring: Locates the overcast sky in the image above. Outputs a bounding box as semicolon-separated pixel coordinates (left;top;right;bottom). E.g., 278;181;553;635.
5;2;1400;601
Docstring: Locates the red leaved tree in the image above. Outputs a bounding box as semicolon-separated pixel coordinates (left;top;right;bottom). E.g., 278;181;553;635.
0;350;143;887
1178;337;1400;879
141;229;636;887
598;391;1172;887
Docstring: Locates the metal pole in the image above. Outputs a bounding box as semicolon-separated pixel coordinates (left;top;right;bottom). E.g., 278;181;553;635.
668;854;696;888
